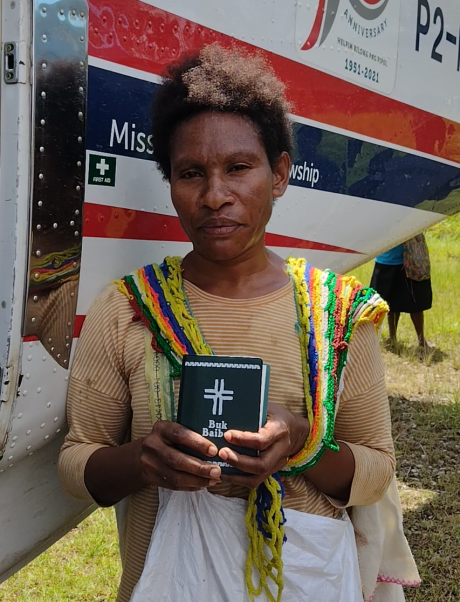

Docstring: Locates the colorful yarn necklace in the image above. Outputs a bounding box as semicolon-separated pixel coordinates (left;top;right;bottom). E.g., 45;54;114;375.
280;259;388;475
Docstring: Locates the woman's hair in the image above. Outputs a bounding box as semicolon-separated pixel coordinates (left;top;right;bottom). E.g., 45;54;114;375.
151;44;293;180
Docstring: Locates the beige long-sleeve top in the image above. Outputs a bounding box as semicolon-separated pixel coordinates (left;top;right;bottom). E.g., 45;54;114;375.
58;279;395;602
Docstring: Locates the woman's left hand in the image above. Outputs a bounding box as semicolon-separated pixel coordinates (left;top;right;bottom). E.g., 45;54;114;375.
219;402;309;489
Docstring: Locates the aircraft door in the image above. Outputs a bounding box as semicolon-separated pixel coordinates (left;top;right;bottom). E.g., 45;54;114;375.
0;0;31;457
0;0;92;583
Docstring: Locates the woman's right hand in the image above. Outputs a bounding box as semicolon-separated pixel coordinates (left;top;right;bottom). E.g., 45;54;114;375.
140;421;222;491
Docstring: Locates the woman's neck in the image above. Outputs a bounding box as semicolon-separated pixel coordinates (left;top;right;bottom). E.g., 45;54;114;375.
180;248;289;299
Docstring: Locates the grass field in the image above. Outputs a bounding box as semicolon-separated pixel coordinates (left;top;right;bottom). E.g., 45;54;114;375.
1;215;459;601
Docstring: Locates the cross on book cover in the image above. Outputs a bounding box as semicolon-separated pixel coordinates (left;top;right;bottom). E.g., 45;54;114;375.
177;355;270;475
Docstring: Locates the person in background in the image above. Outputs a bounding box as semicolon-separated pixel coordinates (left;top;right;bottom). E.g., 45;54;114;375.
370;234;435;352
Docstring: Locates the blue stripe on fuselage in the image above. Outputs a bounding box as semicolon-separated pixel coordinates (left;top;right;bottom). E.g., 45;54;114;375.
87;66;460;213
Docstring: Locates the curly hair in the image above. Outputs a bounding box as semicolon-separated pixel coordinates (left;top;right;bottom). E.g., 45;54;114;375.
151;44;293;180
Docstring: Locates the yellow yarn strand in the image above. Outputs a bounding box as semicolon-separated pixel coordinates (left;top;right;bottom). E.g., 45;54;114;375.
115;278;131;300
163;257;213;355
354;301;389;330
311;268;324;436
339;279;350;327
286;258;314;437
245;476;285;602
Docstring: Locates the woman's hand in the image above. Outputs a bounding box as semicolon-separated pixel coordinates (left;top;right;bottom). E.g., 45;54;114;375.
140;420;222;491
218;403;309;489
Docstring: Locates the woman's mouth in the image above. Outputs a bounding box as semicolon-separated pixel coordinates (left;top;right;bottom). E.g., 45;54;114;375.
199;220;241;236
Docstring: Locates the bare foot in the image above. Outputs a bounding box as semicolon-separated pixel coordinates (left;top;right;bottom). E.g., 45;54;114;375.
417;340;436;358
383;337;397;352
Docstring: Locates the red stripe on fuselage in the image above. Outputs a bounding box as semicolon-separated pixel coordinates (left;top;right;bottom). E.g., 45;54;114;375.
87;0;460;165
84;202;188;242
82;202;360;254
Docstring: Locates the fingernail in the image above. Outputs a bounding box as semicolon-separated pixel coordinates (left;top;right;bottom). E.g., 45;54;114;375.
210;467;220;479
207;445;217;456
219;449;228;460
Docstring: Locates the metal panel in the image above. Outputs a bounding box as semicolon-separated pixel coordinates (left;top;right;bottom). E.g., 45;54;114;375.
23;0;88;369
0;435;93;582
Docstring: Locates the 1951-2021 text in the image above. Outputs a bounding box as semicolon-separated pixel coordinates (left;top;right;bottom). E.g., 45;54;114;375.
344;59;379;83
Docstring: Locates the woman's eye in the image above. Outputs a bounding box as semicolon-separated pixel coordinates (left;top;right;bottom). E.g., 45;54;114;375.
230;164;249;172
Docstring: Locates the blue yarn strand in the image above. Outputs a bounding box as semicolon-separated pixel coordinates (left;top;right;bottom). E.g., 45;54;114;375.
254;474;287;543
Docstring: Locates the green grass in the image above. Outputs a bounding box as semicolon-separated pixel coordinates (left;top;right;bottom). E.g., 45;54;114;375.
0;509;121;602
1;214;460;601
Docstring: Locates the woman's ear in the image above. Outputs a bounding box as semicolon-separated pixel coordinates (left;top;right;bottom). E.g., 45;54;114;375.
272;152;291;200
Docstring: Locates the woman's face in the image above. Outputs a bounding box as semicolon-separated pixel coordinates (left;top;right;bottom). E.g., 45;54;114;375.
169;112;290;263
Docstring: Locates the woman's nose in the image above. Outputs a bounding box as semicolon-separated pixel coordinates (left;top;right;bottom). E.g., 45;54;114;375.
202;174;234;209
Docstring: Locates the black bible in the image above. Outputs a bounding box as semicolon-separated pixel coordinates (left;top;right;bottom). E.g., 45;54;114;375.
177;355;270;475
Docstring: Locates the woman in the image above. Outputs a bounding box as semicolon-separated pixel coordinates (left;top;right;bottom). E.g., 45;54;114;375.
370;235;434;352
59;45;418;602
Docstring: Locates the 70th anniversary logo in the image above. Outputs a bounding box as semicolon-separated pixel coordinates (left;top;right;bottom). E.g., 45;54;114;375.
302;0;390;49
296;0;400;93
